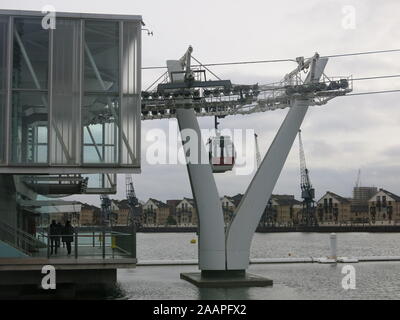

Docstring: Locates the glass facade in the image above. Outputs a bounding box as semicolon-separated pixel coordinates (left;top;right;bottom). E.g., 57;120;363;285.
13;18;49;89
51;19;81;165
12;18;49;164
11;91;48;164
121;21;141;166
0;18;7;164
83;173;116;192
83;21;120;164
84;21;120;93
0;11;141;173
82;94;119;164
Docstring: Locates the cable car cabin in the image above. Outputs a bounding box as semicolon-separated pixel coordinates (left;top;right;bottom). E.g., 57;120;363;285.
208;136;235;173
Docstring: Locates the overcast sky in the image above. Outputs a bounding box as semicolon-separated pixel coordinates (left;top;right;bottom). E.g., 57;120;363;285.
3;0;400;205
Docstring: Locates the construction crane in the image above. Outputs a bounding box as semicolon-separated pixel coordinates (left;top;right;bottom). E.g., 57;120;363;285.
254;133;261;168
126;174;140;227
100;194;112;226
298;129;317;226
355;169;362;188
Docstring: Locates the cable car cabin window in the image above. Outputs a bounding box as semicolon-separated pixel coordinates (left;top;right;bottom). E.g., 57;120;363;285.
209;136;235;173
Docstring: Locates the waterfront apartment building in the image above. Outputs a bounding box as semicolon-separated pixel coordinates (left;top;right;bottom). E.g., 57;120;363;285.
351;187;378;223
260;195;302;226
142;199;170;226
317;192;352;223
166;200;181;225
49;211;80;227
111;200;130;226
175;198;198;226
274;195;302;225
221;196;237;224
79;204;100;226
368;189;400;224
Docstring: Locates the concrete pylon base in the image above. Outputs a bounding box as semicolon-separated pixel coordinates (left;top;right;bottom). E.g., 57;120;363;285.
180;271;273;288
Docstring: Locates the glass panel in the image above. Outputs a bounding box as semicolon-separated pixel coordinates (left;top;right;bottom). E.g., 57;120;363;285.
11;92;48;164
36;145;48;163
82;94;119;164
0;18;8;164
122;21;140;95
84;21;119;93
13;18;49;90
0;91;5;164
121;21;141;166
83;124;103;144
83;146;103;163
121;95;140;165
50;19;81;165
82;173;116;191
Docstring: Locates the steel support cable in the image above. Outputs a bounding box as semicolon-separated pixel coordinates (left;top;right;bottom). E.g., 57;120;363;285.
142;58;296;70
192;56;222;81
142;48;400;70
261;74;400;88
345;89;400;96
144;71;168;92
321;48;400;59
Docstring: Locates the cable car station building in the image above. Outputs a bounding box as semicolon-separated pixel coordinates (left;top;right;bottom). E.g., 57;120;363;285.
0;10;141;296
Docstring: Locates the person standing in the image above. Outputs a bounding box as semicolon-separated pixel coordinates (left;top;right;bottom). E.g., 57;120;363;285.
55;222;63;250
61;223;66;248
62;221;74;256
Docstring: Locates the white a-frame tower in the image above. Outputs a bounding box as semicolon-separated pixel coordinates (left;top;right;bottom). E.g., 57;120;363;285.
142;47;351;273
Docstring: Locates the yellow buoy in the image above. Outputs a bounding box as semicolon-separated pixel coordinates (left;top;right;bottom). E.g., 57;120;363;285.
190;239;197;244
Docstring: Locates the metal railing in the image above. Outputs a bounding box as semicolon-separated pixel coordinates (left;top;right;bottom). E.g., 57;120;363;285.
0;221;46;255
37;226;136;259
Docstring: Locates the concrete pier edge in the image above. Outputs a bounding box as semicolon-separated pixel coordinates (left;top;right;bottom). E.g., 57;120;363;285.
180;272;273;288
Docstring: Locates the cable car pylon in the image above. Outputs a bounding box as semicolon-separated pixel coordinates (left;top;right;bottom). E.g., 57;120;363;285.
158;46;350;280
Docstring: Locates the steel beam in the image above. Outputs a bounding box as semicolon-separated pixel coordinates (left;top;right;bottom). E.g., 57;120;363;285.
167;54;328;272
225;57;328;270
14;29;72;163
168;58;226;270
176;108;226;270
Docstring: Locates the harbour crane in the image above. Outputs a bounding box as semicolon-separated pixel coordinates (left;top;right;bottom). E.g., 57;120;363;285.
100;194;112;226
126;175;140;227
254;133;261;169
298;129;318;226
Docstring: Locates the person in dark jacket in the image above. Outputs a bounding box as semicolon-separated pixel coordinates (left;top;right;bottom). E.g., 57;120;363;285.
49;220;58;255
55;222;63;249
61;224;66;248
62;221;74;255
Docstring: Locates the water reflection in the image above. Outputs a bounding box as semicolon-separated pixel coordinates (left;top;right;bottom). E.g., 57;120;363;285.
197;287;251;300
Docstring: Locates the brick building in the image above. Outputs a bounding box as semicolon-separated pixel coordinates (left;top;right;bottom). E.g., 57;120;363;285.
317;192;351;223
368;189;400;224
142;199;170;226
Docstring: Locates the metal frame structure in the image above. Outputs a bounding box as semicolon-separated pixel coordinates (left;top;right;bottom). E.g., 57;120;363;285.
159;47;350;271
142;53;351;121
0;10;142;175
